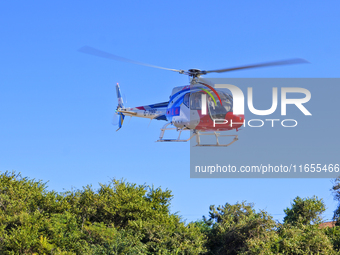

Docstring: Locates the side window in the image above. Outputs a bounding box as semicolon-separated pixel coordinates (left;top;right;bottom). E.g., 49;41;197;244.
190;93;201;110
183;93;190;108
223;94;233;112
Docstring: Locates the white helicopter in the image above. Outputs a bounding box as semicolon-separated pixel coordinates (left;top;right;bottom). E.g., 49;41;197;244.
79;46;307;147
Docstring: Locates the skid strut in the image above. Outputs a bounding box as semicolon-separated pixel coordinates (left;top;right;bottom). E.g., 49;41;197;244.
156;123;195;142
156;123;238;147
195;132;238;147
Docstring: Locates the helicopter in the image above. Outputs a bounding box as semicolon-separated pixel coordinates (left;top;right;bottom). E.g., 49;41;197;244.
79;46;307;147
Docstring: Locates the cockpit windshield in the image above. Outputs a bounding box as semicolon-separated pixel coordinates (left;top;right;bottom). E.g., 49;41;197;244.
189;90;233;119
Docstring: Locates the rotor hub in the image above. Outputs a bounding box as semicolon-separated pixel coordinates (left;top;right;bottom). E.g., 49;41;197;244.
188;69;201;75
187;69;207;78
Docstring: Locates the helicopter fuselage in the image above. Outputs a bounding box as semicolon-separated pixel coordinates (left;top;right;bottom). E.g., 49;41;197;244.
118;85;244;132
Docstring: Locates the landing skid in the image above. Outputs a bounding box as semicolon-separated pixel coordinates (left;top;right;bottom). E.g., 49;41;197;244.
195;132;238;147
156;123;196;142
156;123;238;147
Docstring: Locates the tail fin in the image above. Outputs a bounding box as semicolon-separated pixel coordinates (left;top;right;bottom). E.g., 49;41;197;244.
115;83;125;131
116;113;125;131
116;83;124;108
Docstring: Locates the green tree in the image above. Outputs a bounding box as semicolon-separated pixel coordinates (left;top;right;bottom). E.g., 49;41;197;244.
332;177;340;225
324;226;340;253
278;196;334;254
0;171;206;254
326;177;340;252
2;170;338;254
201;199;335;255
276;223;335;254
203;202;278;255
283;196;325;225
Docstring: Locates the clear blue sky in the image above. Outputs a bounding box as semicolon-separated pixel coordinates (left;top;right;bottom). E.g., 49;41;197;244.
1;1;340;222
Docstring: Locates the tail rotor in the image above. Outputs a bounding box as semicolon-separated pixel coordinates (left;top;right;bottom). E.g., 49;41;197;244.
114;83;125;131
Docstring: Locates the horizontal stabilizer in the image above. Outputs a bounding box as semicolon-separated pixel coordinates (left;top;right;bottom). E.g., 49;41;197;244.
117;109;137;115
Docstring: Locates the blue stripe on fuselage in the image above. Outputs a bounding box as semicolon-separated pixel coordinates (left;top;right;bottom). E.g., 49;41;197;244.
166;107;180;117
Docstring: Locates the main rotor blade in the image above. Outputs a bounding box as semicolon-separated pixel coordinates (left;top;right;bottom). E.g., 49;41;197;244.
204;58;309;74
79;46;182;73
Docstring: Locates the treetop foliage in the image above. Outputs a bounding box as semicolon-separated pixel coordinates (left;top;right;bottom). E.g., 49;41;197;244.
283;196;325;226
1;171;340;254
0;171;205;254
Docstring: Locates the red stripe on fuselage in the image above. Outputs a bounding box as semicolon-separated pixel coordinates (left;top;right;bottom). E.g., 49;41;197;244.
195;111;244;131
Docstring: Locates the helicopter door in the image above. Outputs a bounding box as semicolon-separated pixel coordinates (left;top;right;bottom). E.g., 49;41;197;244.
208;92;233;120
189;91;233;119
190;92;216;121
207;94;224;120
190;92;202;110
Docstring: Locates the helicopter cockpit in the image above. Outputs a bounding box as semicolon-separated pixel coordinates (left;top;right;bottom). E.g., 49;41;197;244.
184;90;233;120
